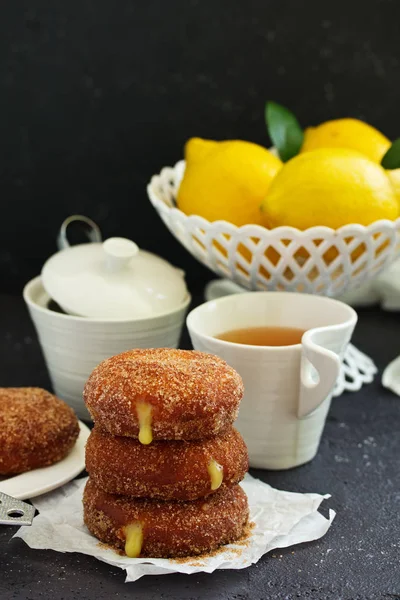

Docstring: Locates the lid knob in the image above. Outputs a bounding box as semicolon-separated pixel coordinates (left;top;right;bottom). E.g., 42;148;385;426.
103;237;139;272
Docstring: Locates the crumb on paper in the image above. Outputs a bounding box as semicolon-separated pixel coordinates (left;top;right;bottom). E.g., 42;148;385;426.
172;521;255;567
98;541;125;555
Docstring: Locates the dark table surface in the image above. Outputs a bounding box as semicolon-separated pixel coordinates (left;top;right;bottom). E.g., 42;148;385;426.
0;291;399;600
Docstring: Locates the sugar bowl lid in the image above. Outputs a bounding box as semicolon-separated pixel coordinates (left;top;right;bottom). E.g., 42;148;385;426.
41;216;189;319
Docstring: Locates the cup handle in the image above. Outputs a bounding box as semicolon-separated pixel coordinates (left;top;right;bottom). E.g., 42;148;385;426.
57;215;102;250
298;329;341;418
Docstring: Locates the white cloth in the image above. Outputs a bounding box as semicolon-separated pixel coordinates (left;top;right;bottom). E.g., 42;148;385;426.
337;257;400;310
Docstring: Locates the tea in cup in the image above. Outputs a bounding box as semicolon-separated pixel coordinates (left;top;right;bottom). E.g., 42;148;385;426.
187;292;357;469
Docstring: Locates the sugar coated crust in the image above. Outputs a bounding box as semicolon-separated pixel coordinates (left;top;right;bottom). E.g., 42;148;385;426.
83;348;244;440
85;426;248;500
83;478;249;558
0;387;79;475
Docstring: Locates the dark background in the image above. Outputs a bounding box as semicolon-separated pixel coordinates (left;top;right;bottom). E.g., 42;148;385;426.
1;0;400;293
1;6;400;597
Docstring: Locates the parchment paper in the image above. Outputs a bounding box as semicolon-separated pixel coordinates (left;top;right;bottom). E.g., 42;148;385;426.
15;474;335;582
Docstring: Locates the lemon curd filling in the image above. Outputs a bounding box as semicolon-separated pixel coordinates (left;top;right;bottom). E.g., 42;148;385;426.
208;459;223;490
124;522;143;558
136;401;153;445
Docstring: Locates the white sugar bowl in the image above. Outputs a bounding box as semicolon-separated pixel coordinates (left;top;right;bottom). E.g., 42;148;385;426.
23;216;191;419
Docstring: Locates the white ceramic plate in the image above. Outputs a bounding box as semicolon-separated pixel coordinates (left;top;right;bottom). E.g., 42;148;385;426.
0;421;90;500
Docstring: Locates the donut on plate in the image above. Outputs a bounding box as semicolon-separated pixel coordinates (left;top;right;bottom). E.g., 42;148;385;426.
85;426;248;500
83;348;244;443
83;478;249;558
0;387;79;475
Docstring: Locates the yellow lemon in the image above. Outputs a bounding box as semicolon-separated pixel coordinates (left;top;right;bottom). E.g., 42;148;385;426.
177;139;282;226
387;168;400;200
261;148;399;230
184;137;219;163
301;118;390;163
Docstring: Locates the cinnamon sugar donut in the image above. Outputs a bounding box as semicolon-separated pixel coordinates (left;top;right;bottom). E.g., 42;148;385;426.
83;478;248;558
0;387;79;475
84;349;243;442
85;426;248;500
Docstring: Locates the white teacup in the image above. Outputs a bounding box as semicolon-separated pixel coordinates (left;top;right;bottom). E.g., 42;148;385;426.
24;277;190;420
187;292;357;470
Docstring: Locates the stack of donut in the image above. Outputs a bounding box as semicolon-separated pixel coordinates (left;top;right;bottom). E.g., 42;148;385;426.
83;348;249;558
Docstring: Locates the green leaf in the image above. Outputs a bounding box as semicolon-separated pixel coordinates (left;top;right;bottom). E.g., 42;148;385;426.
265;101;304;162
381;138;400;169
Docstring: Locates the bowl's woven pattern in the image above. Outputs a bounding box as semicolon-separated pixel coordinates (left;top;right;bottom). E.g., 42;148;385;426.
148;160;400;296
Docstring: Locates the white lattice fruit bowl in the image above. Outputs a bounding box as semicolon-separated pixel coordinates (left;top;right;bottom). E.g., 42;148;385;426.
147;159;394;395
147;160;400;297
